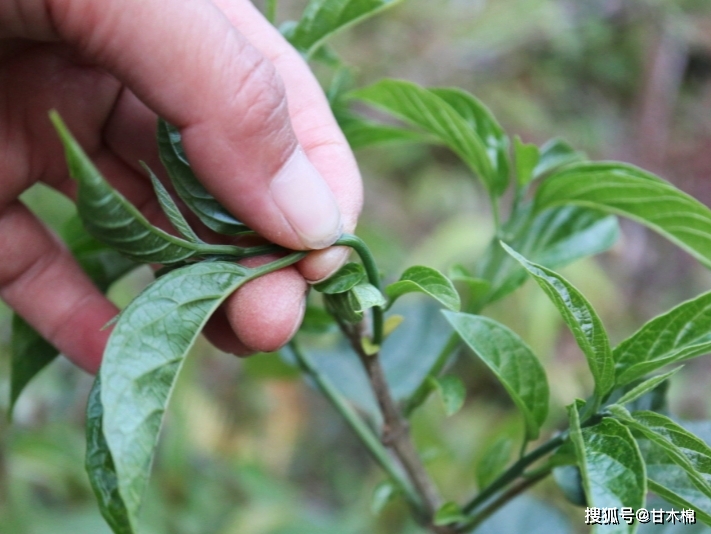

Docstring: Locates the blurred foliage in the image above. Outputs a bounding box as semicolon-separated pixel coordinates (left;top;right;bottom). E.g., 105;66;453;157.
4;0;711;532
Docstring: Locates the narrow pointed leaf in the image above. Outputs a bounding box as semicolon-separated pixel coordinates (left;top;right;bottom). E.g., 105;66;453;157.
142;162;200;243
535;162;711;269
532;138;585;180
615;368;682;406
434;502;468;526
287;0;405;57
476;205;619;305
502;243;614;397
100;255;302;531
613;408;711;524
85;377;133;534
614;291;711;385
568;407;646;534
430;87;510;194
386;266;460;311
51;112;202;264
157;119;250;236
352;80;498;192
336;110;429;150
444;312;549;440
635;438;711;525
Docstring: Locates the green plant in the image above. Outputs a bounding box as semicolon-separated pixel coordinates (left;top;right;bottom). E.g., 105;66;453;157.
9;1;711;533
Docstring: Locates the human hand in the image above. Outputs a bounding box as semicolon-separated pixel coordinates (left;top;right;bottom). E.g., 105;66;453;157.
0;0;362;372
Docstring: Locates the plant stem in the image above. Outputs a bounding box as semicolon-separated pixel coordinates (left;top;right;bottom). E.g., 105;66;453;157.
457;471;549;532
340;322;449;531
195;242;285;259
461;433;565;514
287;341;423;513
335;234;384;345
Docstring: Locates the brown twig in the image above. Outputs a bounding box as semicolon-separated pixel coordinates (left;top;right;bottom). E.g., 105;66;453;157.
341;321;455;534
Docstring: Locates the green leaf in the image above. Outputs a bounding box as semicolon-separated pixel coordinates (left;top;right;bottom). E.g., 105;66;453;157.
299;305;336;334
99;256;302;531
385;266;460;311
615;409;711;524
502;243;614;397
475;205;619;305
553;465;586;506
85;377;133;534
313;262;364;294
614;291;711;385
514;136;539;187
287;0;404;57
434;501;468;526
429;87;510;195
9;315;57;414
336;110;429;150
430;375;465;416
568;407;646;534
371;480;397;514
51;112;202;264
444;312;549;440
352;80;498;193
476;437;513;490
157;119;250;236
635;438;711;525
632;411;711;488
535;162;711;269
350;282;387;312
141;162;200;243
532;138;585;181
615;368;682;406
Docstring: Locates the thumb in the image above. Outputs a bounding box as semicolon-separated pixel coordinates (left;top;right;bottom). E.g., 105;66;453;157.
19;0;343;249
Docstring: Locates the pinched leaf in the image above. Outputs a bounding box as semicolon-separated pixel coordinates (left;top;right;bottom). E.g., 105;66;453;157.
51;112;202;264
142;162;200;243
85;377;132;534
502;244;614;397
386;266;460;311
535;162;711;269
568;407;646;534
532;138;585;181
287;0;404;57
614;291;711;385
475;205;619;305
100;256;302;531
514;136;539;187
429;87;510;195
157;119;250;236
615;368;682;406
313;262;365;294
352;80;498;193
444;312;549;440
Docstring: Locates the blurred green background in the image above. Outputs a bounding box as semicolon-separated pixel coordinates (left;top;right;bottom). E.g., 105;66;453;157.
3;0;711;532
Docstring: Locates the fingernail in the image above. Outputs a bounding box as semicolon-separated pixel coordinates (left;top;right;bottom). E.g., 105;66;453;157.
304;246;351;283
270;148;342;249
